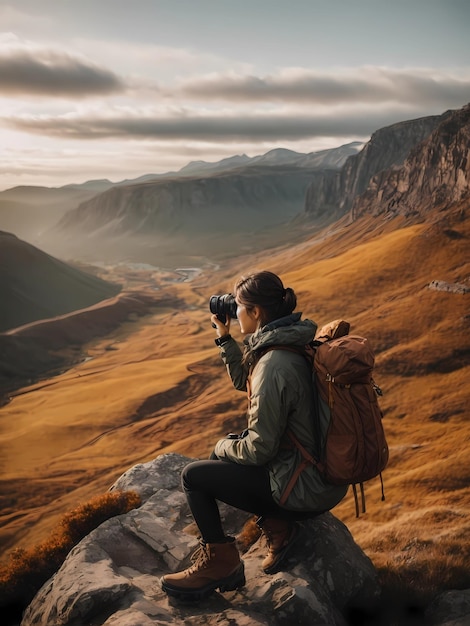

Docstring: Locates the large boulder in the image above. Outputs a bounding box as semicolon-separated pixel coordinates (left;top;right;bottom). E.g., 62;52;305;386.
21;454;381;625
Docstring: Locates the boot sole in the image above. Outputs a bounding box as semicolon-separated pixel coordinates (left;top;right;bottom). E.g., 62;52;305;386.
263;523;300;575
161;563;245;601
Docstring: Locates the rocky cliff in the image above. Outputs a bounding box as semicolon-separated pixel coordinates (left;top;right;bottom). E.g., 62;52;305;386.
54;166;316;237
303;112;448;221
53;143;361;239
351;103;470;219
19;454;470;626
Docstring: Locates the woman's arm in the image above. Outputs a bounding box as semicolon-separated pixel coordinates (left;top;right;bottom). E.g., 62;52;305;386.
218;337;248;391
212;313;248;391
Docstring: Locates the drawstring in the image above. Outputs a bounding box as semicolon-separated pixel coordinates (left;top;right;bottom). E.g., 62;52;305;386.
380;472;386;502
352;482;366;518
352;484;359;518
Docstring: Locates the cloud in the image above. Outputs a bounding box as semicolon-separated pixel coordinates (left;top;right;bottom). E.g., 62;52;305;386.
3;105;443;143
175;67;470;108
0;43;124;97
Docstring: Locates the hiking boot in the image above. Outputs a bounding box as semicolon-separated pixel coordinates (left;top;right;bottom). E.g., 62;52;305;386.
256;517;299;574
160;538;245;600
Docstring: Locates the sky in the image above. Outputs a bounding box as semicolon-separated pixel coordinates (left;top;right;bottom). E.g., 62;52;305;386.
0;0;469;191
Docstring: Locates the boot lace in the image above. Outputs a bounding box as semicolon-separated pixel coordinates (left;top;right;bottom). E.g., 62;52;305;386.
186;542;210;575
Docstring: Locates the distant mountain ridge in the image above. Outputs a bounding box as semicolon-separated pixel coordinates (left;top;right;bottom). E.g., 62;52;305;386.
54;165;318;236
0;142;362;244
177;142;364;176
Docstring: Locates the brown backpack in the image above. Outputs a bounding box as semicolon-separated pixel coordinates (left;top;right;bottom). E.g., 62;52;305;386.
278;320;389;516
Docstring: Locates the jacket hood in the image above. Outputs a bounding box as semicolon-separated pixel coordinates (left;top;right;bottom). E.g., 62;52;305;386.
244;313;317;354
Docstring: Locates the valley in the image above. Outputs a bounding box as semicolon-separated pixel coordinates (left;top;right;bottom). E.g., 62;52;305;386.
0;208;468;596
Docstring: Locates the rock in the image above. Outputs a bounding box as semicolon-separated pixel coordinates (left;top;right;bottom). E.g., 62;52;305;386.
426;589;470;625
303;112;444;221
352;104;470;219
428;280;470;294
21;454;381;625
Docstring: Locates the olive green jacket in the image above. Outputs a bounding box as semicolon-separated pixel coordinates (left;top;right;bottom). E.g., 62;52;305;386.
214;313;348;512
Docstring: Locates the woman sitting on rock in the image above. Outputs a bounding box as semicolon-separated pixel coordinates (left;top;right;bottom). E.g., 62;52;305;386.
161;270;347;600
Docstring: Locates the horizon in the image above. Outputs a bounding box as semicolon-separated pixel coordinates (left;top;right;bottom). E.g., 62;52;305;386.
0;0;469;190
0;138;365;192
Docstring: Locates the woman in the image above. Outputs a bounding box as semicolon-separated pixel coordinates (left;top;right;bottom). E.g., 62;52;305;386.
161;271;347;600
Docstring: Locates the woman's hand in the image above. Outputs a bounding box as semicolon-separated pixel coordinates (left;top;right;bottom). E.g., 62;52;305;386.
211;314;231;338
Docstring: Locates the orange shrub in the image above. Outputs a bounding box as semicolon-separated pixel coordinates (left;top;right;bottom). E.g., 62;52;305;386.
0;490;141;616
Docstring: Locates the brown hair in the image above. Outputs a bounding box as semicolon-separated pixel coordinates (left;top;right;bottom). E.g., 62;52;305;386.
234;270;297;326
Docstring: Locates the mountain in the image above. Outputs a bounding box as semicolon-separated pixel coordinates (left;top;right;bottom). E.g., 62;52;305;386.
250;143;364;169
53;165;317;239
0;143;362;247
61;179;115;193
178;153;252;175
176;143;362;176
303;112;450;222
54;143;362;235
0;231;121;332
351;103;470;219
47;108;455;256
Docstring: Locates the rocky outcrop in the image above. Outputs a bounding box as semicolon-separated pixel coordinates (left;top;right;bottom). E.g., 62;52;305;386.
352;104;470;219
304;112;446;221
428;280;470;294
21;454;381;626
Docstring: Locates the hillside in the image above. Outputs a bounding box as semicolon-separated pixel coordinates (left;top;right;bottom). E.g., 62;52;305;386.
0;205;468;577
0;231;122;332
54;165;316;237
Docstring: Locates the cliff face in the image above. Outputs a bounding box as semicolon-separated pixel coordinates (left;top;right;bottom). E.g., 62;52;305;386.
56;166;317;236
53;144;361;239
304;113;447;221
351;104;470;219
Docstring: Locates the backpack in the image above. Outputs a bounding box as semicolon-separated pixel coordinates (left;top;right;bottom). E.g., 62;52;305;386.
276;319;389;517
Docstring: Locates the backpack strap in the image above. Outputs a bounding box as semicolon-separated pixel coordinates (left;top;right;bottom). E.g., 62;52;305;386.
279;429;323;506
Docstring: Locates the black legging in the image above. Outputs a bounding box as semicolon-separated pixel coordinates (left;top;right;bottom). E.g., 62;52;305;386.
182;459;321;543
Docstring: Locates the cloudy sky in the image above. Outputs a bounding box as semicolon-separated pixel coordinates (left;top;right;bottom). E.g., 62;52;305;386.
0;0;469;190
